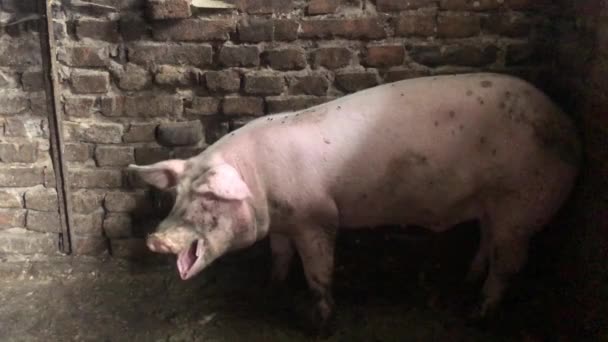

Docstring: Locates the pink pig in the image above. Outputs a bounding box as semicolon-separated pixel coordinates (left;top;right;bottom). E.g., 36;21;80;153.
129;73;581;332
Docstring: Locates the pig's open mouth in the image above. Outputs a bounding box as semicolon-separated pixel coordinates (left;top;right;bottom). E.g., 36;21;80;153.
177;240;202;280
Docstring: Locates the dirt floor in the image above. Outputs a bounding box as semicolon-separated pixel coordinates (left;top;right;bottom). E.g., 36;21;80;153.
0;227;574;342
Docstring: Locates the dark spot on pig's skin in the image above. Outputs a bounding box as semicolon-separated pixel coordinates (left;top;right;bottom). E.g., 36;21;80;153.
477;97;485;105
291;107;329;125
480;80;492;88
499;103;506;110
505;91;512;98
434;121;439;127
466;90;473;96
492;148;497;156
268;196;295;217
381;152;428;196
449;111;455;118
324;138;331;144
459;125;464;131
401;93;404;97
479;136;487;145
360;193;368;200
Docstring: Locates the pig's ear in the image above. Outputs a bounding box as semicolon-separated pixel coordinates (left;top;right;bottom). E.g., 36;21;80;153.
195;164;252;201
127;160;186;190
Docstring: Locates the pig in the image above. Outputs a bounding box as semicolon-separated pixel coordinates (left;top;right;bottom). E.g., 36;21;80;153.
128;73;581;332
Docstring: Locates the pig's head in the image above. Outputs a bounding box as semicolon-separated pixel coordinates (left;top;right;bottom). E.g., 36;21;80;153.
128;160;256;280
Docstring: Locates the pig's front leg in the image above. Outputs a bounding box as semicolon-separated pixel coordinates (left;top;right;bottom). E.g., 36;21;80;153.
293;226;337;335
269;233;295;285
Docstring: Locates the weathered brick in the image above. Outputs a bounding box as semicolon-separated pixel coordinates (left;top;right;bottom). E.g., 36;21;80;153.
0;190;23;208
312;47;353;69
146;0;191;20
21;70;44;91
44;167;56;188
156;121;204;147
440;0;502;11
289;75;330;96
0;230;57;255
237;18;273;42
100;96;124;117
153;19;235;41
507;0;538;10
482;13;533;37
395;14;436;37
377;0;435;11
0;209;26;228
364;45;405;67
0;39;41;67
335;70;379;92
0;168;43;187
262;48;307;70
124;95;183;117
383;68;430;83
187;97;221;116
103;214;132;238
72;212;104;235
219;45;260;67
0;70;19;89
4;118;43;138
30;94;48;116
244;73;285;95
407;44;498;67
0;143;38;163
266;96;333;114
117;63;151;91
71;235;107;255
71;190;104;214
58;46;108;67
26;210;61;233
134;147;171;165
234;0;293;14
222;96;264;116
63;96;95;119
506;42;542;66
1;0;37;13
24;187;58;212
128;43;213;67
308;0;339;14
275;19;299;41
64;122;124;144
154;65;198;86
71;70;110;94
120;14;149;41
65;143;91;162
206;121;231;143
0;95;28;115
76;19;119;42
205;71;241;93
300;18;386;39
123;123;158;143
438;14;481;38
69;169;123;189
105;191;145;212
95;146;135;167
110;238;154;259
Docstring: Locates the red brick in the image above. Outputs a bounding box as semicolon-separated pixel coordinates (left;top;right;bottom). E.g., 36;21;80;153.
123;123;158;143
300;18;386;39
238;18;273;42
395;14;437;37
58;46;108;67
440;0;502;11
100;96;124;117
308;0;339;14
244;73;285;95
335;70;379;92
288;75;330;96
123;95;183;117
222;96;264;116
153;19;235;41
364;45;405;67
117;63;151;91
205;70;241;92
482;13;533;37
63;96;95;119
71;70;110;94
128;43;213;67
146;0;191;20
266;96;333;114
377;0;435;11
275;19;299;41
438;14;481;38
154;65;198;87
69;169;123;189
233;0;293;14
76;19;119;42
0;209;26;229
312;47;353;69
219;45;260;67
187;97;221;115
262;48;307;70
95;146;135;167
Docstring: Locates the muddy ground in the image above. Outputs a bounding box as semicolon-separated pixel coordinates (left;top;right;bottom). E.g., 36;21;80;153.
0;225;580;341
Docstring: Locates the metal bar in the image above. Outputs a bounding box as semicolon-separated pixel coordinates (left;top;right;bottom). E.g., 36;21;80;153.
37;0;73;254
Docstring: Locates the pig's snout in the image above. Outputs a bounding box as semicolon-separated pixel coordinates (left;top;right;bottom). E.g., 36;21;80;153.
147;234;172;254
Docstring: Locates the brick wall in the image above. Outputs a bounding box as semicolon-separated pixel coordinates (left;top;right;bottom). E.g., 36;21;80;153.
0;0;60;255
45;0;554;258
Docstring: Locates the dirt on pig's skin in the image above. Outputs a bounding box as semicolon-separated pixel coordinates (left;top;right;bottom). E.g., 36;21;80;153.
0;227;560;342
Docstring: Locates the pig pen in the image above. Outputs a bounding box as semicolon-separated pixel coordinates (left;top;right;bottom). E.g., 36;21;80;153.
0;0;606;341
